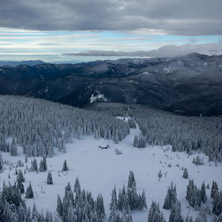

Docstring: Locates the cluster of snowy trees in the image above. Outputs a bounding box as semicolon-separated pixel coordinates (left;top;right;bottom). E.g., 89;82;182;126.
56;179;105;222
192;156;204;165
186;180;207;210
0;96;130;157
132;107;222;162
211;181;222;216
148;201;166;222
0;182;53;222
133;135;146;148
55;172;147;222
149;183;184;222
91;103;222;162
30;157;47;172
163;183;177;210
186;179;222;217
109;171;147;221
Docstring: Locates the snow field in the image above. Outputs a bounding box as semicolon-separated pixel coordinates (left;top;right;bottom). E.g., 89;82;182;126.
0;123;222;221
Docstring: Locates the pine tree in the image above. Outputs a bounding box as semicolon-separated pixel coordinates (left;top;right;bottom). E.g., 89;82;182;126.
117;189;124;211
47;171;53;185
18;202;25;222
110;186;117;210
74;177;81;193
26;207;32;222
123;191;130;214
148;201;166;222
30;159;38;172
128;184;139;210
56;194;63;217
62;160;69;171
17;179;25;194
96;194;105;219
163;183;177;209
0;152;3;173
133;135;139;147
128;171;136;189
39;157;47;172
158;170;162;181
212;191;222;216
25;182;34;199
200;182;207;203
211;181;219;199
169;200;184;222
17;169;25;183
138;190;147;210
32;203;37;219
183;168;189;179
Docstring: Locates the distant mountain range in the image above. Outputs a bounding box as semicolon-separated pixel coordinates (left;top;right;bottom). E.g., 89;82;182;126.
0;53;221;116
0;60;46;67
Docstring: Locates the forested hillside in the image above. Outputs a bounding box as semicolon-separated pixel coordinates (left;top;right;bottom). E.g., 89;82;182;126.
88;103;222;162
0;97;222;222
0;96;130;157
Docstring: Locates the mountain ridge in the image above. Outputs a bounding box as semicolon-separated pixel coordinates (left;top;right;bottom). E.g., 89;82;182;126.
0;53;221;116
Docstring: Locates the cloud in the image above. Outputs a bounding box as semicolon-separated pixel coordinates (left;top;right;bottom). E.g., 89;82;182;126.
63;50;148;57
0;0;221;35
62;42;222;57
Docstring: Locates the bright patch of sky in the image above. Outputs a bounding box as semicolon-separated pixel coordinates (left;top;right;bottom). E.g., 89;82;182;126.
0;28;221;62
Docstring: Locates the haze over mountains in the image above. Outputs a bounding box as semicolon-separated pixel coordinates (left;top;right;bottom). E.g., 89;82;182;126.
65;42;222;58
0;53;221;116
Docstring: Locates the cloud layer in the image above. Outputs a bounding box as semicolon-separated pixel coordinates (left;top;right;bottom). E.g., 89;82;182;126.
0;0;222;35
63;42;222;57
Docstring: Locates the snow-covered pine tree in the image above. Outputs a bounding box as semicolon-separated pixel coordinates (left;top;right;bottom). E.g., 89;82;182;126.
200;182;207;203
133;135;139;148
158;170;162;181
183;168;189;179
169;200;184;222
17;169;25;183
25;182;34;199
56;194;63;217
32;203;37;220
95;194;105;219
62;160;69;172
212;191;222;216
0;152;3;173
211;181;219;199
163;183;177;209
39;157;47;172
128;171;136;189
47;171;53;185
128;119;136;129
17;179;25;194
110;186;118;211
138;190;147;210
148;201;166;222
128;184;139;210
74;177;81;193
30;159;38;172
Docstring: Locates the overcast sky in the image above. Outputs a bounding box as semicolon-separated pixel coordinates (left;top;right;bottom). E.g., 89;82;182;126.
0;0;222;62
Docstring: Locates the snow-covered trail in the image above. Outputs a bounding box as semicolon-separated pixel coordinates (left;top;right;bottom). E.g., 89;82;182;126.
1;118;222;221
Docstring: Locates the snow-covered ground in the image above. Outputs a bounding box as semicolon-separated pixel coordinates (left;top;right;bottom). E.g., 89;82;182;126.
0;121;221;221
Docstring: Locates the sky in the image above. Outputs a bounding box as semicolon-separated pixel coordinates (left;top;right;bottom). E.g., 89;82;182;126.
0;0;222;62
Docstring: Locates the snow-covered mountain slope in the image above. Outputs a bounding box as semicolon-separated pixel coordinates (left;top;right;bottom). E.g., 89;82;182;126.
0;97;221;221
1;120;222;221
